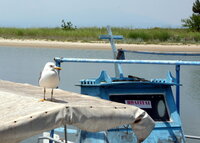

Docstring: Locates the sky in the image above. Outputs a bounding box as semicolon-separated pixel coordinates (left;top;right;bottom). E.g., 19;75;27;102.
0;0;195;28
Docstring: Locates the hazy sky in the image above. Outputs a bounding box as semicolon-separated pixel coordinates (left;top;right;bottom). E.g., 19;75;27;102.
0;0;195;28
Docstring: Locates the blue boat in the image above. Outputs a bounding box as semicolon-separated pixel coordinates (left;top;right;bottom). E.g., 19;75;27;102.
52;26;200;143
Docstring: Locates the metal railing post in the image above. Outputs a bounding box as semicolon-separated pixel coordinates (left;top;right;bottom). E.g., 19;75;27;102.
49;130;54;143
64;125;67;143
55;58;61;67
176;65;180;114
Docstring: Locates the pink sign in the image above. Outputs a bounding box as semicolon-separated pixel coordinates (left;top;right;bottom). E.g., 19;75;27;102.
125;100;152;108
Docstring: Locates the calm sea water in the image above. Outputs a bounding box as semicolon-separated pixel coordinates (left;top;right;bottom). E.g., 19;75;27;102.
0;46;199;143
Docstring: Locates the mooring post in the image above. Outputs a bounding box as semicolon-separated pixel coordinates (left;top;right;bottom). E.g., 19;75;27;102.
176;65;180;114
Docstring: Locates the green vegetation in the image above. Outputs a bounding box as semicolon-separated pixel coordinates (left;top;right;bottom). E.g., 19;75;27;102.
61;20;77;30
182;0;200;31
0;27;200;44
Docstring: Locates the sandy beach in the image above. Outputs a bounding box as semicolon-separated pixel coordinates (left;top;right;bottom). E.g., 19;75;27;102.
0;39;200;53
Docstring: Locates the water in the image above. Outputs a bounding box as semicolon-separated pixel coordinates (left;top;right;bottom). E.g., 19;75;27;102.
0;46;200;143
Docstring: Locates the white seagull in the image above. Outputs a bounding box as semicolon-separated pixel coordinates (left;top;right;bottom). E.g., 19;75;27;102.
39;62;62;101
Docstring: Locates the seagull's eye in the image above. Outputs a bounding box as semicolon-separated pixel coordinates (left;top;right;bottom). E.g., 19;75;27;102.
50;65;54;68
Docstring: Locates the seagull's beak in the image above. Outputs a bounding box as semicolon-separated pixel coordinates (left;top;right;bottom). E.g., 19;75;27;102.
54;66;62;70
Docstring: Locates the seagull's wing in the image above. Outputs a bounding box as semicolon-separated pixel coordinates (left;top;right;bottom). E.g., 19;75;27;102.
38;71;42;84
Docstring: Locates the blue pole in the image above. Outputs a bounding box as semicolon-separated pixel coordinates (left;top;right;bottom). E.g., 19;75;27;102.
49;129;54;143
54;57;200;66
55;59;61;67
55;59;61;75
176;65;180;114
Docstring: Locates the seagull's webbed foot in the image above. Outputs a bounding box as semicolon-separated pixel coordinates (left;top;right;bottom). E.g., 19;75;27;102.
39;88;46;102
39;99;46;102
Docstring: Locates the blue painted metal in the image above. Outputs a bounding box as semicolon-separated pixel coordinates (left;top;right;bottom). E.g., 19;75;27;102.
78;71;185;142
80;70;112;85
49;130;54;143
99;35;123;40
176;65;180;114
101;26;124;78
79;131;109;143
54;128;77;134
185;135;200;140
64;125;67;142
55;60;61;67
121;49;200;56
53;56;198;142
54;57;200;66
54;57;200;118
151;71;177;85
54;57;198;142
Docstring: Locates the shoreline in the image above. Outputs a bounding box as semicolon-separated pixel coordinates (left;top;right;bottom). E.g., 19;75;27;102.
0;39;200;53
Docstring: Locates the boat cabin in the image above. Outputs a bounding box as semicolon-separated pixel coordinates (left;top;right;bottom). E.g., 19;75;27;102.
78;70;184;142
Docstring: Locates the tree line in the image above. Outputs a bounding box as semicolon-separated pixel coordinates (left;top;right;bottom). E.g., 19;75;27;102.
182;0;200;31
60;0;200;32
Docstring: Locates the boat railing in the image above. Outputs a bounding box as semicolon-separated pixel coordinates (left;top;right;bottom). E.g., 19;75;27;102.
120;49;200;56
54;57;200;114
54;57;200;141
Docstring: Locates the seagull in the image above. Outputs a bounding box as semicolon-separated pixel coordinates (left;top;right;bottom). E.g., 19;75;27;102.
39;62;62;101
